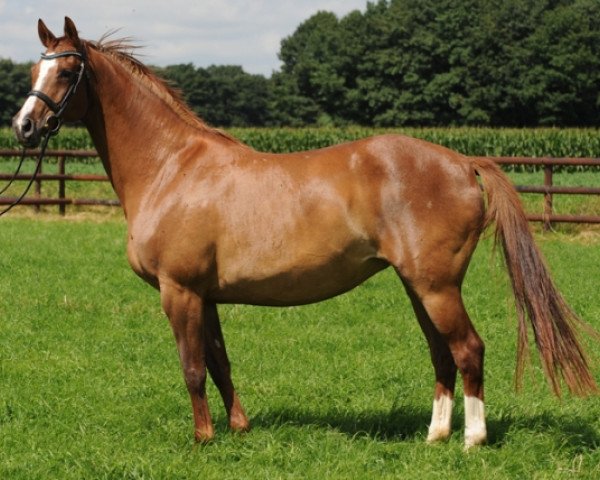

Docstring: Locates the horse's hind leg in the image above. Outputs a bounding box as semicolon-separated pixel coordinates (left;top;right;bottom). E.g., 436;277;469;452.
204;303;250;433
411;283;487;448
404;286;457;443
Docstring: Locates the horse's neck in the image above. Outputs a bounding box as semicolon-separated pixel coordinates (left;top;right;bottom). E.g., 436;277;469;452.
83;50;210;215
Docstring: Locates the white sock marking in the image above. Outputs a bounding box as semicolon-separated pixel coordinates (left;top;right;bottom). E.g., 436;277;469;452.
464;396;487;448
427;394;453;442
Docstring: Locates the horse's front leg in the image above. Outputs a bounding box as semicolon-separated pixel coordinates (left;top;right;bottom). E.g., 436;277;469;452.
160;281;214;442
204;303;250;433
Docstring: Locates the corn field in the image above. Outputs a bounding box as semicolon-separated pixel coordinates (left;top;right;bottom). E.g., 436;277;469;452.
1;127;599;170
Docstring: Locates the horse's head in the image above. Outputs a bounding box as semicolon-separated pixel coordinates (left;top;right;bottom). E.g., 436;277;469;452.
13;17;89;148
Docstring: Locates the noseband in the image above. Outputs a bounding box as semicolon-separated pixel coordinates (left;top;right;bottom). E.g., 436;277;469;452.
27;50;87;135
0;50;86;217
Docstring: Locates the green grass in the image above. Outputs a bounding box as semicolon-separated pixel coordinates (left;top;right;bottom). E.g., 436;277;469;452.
0;218;600;478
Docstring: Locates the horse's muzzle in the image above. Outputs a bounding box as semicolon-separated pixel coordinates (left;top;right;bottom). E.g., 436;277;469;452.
12;114;43;149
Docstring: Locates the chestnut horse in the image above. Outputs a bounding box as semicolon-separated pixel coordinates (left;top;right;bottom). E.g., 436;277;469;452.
13;18;596;448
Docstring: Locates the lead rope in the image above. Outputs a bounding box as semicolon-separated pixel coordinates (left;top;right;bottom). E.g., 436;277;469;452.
0;150;26;196
0;131;52;217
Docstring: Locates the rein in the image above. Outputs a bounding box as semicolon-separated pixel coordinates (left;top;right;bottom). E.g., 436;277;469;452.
0;133;52;217
0;50;86;217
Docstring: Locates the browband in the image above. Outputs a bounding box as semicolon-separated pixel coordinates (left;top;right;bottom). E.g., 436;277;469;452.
41;51;85;60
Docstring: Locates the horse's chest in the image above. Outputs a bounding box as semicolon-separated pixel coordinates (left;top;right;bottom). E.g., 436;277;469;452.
126;232;160;285
126;220;217;288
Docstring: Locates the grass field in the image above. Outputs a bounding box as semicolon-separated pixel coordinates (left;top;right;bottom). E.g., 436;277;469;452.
1;217;600;479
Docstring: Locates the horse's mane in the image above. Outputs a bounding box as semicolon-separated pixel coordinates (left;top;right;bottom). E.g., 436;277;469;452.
83;34;242;145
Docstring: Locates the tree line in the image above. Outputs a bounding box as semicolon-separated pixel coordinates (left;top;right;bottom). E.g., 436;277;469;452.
1;0;598;128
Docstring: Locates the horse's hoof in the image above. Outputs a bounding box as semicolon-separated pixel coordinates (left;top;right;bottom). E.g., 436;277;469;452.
229;417;251;433
194;428;215;444
464;431;487;450
426;427;451;444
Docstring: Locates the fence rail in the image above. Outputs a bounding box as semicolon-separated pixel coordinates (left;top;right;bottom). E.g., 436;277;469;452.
1;149;599;228
478;156;600;229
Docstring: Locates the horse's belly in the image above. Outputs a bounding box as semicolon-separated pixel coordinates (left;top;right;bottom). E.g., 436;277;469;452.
210;252;388;306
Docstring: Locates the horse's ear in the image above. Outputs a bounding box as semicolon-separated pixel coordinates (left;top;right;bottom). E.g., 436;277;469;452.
38;19;56;48
63;16;82;49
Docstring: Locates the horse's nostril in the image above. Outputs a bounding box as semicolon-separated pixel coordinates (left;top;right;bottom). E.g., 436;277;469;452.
21;117;34;138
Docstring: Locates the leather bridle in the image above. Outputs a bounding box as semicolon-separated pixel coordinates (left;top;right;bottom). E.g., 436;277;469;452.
27;50;87;135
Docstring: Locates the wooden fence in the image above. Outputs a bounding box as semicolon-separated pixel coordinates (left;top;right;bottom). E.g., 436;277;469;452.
484;156;600;229
0;149;117;215
1;149;599;229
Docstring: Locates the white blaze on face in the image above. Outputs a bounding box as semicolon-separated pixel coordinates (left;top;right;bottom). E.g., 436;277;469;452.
14;56;58;125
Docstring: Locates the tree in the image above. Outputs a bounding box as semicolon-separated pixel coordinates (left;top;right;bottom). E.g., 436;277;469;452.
278;11;350;124
2;1;599;128
275;0;600;126
268;71;322;126
0;59;31;126
525;0;600;125
158;64;273;127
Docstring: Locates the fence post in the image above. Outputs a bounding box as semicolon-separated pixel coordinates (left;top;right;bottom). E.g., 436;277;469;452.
543;163;553;231
58;155;66;216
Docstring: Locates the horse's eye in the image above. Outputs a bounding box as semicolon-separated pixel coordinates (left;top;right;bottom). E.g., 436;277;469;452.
59;70;75;80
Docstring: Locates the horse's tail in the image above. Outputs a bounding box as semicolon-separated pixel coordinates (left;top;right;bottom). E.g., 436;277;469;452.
471;156;597;397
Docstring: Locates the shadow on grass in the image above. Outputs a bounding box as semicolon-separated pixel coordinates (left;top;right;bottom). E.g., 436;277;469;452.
252;405;432;441
487;412;600;451
251;406;600;450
